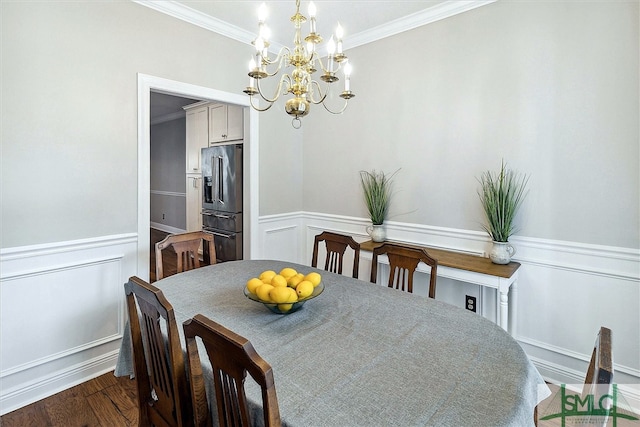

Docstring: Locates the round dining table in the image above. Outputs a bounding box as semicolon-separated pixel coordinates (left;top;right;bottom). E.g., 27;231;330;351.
116;259;549;426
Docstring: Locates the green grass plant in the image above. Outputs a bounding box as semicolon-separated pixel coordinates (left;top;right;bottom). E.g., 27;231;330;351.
360;169;398;225
478;161;529;242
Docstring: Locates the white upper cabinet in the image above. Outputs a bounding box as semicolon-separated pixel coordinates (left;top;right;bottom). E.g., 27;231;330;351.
209;104;243;143
185;103;209;174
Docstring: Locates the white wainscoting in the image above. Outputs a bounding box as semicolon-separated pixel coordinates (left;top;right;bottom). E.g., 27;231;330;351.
0;234;138;415
257;211;640;411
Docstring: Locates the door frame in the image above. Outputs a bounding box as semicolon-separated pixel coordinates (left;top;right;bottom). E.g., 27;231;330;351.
137;73;259;280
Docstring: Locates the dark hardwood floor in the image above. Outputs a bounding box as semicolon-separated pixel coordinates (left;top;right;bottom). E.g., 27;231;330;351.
0;371;139;426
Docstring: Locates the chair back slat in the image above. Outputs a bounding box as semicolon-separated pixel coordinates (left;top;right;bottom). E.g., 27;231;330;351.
311;231;361;279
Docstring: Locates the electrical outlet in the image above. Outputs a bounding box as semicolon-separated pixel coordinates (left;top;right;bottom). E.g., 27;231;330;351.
466;295;477;312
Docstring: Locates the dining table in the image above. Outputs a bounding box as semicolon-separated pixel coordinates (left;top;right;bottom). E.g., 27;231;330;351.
115;259;550;427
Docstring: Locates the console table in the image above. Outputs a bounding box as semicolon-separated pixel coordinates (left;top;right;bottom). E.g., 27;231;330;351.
361;240;521;335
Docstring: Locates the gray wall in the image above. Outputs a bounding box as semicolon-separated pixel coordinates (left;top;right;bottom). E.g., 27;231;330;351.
302;0;639;249
4;1;636;250
150;118;186;230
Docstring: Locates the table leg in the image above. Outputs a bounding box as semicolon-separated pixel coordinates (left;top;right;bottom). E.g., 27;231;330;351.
509;280;518;337
499;290;509;332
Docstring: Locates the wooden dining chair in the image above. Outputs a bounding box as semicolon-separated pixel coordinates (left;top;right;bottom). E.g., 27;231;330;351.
370;243;438;298
155;231;216;280
183;314;281;427
582;326;613;399
311;231;361;279
124;276;191;427
535;327;613;426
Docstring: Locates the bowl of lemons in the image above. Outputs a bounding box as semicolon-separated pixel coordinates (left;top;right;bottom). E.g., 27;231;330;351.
244;267;324;314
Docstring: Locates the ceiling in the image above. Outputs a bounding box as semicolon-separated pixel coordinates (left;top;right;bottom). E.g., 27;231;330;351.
150;92;200;121
178;0;444;46
135;0;496;52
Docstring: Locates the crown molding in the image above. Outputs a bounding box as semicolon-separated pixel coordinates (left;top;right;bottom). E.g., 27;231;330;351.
132;0;496;51
345;0;497;50
132;0;252;43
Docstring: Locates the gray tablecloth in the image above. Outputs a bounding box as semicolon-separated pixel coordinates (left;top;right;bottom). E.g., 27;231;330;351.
116;260;549;426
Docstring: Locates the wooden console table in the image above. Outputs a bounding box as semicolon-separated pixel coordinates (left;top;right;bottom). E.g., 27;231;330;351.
361;240;521;335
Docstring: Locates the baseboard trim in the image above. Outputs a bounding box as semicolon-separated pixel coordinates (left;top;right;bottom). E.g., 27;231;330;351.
0;350;120;415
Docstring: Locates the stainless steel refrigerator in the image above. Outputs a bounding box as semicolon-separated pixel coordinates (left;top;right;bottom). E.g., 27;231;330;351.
201;144;243;262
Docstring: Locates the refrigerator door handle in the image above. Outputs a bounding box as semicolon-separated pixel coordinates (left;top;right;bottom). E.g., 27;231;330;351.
217;156;225;206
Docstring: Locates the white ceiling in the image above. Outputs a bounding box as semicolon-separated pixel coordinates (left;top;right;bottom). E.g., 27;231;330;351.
135;0;496;51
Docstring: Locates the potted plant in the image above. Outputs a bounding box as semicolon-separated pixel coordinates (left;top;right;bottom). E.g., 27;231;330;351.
478;161;529;264
360;169;398;242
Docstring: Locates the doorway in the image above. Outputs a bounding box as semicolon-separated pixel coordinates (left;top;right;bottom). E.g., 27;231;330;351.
137;74;259;281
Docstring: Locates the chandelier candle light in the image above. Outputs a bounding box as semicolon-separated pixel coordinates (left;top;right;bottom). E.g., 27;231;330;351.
243;0;356;128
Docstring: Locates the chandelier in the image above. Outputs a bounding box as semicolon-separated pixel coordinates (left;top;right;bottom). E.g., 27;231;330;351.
243;0;355;128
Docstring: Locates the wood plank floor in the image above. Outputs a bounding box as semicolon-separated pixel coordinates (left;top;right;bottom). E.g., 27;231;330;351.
0;371;139;427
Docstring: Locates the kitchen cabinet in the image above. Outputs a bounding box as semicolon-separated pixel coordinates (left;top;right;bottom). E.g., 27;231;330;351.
186;174;203;232
185;103;209;174
209;104;243;143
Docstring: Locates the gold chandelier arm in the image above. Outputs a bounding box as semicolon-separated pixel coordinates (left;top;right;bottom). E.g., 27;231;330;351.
256;73;290;104
307;80;327;105
321;97;349;115
248;95;275;112
261;47;291;77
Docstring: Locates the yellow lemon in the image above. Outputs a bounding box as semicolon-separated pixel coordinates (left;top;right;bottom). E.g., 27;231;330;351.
256;284;274;302
287;274;304;288
285;287;298;303
304;272;322;287
259;270;276;283
279;267;298;278
270;286;293;304
278;303;293;312
271;274;288;287
246;278;263;294
296;280;314;299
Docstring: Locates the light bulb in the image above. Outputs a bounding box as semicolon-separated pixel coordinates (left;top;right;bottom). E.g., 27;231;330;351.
249;58;256;71
260;24;271;42
327;36;336;55
255;37;265;52
343;61;352;77
308;1;316;18
257;3;267;22
336;23;344;40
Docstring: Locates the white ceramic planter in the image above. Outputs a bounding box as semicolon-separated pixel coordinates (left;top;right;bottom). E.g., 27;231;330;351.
366;224;386;242
489;241;516;264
